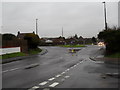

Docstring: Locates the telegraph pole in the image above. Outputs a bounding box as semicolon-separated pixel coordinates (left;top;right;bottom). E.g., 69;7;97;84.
102;2;107;30
36;19;38;34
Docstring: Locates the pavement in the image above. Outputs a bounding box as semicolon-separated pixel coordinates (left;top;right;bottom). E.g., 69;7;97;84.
89;47;120;65
2;45;120;89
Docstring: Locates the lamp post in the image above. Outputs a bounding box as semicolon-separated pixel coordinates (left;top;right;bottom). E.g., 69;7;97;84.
36;19;38;34
102;2;107;30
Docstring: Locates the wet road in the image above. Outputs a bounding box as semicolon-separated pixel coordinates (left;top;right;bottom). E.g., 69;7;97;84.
2;45;119;88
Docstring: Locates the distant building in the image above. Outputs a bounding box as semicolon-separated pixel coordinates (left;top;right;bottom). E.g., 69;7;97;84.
40;36;65;46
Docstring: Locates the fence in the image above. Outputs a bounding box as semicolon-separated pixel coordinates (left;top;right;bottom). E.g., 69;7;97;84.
0;47;20;55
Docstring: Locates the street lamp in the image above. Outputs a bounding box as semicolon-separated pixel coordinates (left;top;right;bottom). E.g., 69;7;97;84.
36;19;38;35
102;2;107;30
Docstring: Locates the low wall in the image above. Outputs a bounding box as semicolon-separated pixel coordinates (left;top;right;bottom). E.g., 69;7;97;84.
0;47;20;55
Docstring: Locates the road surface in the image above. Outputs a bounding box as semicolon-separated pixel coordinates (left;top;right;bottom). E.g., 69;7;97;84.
2;45;119;89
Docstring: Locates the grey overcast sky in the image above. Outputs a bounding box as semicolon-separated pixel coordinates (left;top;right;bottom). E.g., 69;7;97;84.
2;2;118;38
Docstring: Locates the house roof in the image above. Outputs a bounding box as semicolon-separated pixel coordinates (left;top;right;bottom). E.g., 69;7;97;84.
17;31;35;39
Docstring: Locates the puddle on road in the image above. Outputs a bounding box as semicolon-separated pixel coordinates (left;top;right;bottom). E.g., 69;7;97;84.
68;48;81;53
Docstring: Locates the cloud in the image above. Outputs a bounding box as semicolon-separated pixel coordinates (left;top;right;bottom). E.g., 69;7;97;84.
2;2;118;38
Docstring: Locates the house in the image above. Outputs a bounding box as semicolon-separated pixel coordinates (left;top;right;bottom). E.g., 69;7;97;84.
40;36;66;46
17;31;35;40
17;31;35;53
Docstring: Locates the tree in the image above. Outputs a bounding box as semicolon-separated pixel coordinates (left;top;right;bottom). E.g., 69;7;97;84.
98;27;120;54
24;33;40;49
91;37;97;44
74;34;78;39
2;33;17;41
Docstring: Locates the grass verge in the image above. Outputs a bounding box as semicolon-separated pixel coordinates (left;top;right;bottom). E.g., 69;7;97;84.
0;52;26;59
105;52;120;58
0;48;42;59
59;45;86;47
28;48;42;55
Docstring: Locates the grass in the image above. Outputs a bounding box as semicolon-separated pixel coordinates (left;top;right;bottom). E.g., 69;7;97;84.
105;52;120;58
28;48;42;55
0;52;26;59
59;44;86;47
0;48;42;59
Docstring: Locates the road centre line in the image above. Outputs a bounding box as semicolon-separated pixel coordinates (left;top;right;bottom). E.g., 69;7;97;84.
66;68;70;71
64;76;70;78
2;68;19;73
48;77;55;81
70;66;74;69
10;68;19;71
56;74;61;77
39;81;48;86
2;63;39;73
2;70;9;73
49;82;59;87
73;65;76;67
32;86;39;89
61;72;65;75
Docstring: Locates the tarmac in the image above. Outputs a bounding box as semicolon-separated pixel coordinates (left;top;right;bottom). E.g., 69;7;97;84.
89;47;120;78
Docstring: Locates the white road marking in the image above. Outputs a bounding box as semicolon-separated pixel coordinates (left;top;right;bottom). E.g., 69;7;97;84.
2;68;19;73
2;63;39;73
65;69;70;72
61;72;65;75
10;68;19;71
64;76;70;78
32;86;39;89
48;78;55;81
2;70;9;73
95;61;104;64
39;81;48;86
49;82;59;87
70;66;74;69
73;64;76;67
56;74;61;77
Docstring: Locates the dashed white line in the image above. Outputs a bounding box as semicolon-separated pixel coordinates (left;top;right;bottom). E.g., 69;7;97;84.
10;68;19;71
39;81;48;86
2;68;19;73
2;70;9;73
73;65;77;67
2;63;39;73
56;74;61;77
32;86;39;89
70;66;74;69
64;76;70;78
65;69;70;72
61;72;65;75
49;82;59;87
48;77;55;81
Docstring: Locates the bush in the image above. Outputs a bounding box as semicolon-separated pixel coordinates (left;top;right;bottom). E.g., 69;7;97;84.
98;27;120;54
2;33;18;41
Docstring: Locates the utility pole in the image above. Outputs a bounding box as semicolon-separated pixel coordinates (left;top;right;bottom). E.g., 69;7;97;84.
36;19;38;35
102;2;107;30
62;27;63;37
